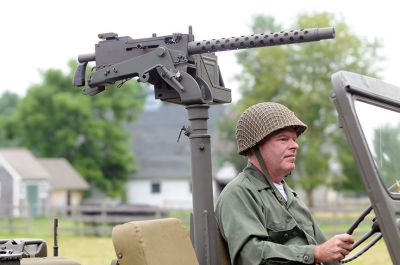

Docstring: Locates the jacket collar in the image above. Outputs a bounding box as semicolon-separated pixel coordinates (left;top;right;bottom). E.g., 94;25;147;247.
243;162;271;191
244;162;297;199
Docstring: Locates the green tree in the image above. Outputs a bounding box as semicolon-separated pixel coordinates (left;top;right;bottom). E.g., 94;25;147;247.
216;105;247;173
0;91;19;116
333;136;365;194
0;91;20;147
13;61;146;197
372;123;400;188
219;13;383;206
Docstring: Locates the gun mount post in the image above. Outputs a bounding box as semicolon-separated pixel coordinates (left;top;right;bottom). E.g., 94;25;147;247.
186;104;220;265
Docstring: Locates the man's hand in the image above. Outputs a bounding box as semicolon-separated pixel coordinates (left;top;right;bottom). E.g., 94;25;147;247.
315;234;354;262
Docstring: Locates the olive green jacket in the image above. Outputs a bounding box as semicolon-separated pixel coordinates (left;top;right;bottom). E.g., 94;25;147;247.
215;163;338;265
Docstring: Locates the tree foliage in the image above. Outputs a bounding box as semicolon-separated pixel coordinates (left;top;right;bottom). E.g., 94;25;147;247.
0;91;20;147
8;61;146;197
372;123;400;188
218;13;383;206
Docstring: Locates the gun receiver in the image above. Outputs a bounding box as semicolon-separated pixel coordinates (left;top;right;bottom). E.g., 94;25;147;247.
74;26;334;105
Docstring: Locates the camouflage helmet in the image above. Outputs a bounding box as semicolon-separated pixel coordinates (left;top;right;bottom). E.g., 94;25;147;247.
235;102;307;155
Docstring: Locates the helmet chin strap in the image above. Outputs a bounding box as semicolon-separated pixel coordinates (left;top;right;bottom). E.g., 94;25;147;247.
254;146;274;186
254;146;286;205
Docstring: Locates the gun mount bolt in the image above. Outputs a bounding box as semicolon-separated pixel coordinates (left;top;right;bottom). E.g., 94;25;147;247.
199;144;205;151
113;67;118;73
118;253;123;259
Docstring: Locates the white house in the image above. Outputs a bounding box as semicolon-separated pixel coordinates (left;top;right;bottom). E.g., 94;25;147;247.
39;158;89;209
0;148;89;217
126;99;225;210
0;148;50;217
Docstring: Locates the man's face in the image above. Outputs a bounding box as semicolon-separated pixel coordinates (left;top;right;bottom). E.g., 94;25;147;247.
258;128;299;180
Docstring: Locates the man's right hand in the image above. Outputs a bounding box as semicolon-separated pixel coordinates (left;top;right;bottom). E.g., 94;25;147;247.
314;234;354;262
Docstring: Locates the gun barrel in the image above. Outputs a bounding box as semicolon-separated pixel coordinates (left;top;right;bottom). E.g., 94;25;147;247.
188;27;335;55
78;53;96;63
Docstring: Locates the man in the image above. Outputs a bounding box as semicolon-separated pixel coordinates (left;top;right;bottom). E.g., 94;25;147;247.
215;102;354;265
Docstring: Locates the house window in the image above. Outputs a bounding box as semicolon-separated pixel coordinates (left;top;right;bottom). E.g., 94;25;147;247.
189;182;192;193
151;182;161;194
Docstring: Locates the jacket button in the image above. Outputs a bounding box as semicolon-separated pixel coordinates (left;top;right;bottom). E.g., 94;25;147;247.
283;233;289;239
303;255;309;262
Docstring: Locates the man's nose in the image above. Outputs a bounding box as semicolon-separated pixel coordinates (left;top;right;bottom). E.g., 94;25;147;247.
289;139;299;149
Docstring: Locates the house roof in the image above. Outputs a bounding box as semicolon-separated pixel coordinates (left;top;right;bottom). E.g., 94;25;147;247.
39;158;89;190
128;102;224;180
0;148;50;180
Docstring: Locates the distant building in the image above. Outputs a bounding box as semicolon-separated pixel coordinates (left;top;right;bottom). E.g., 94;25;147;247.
39;158;89;209
126;99;225;210
0;148;88;217
0;148;50;217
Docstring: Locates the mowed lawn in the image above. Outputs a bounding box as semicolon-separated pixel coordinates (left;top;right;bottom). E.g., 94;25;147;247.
0;217;393;265
57;235;391;265
52;235;116;265
52;235;393;265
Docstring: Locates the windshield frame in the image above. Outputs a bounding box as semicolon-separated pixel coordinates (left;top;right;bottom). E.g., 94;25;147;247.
331;70;400;265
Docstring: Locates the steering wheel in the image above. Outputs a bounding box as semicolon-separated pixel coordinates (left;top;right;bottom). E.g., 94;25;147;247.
340;205;383;263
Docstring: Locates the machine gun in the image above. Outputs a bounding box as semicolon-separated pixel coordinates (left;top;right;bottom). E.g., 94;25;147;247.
73;26;334;265
73;26;334;104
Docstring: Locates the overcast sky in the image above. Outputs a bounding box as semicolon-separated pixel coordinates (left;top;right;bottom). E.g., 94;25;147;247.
2;0;399;101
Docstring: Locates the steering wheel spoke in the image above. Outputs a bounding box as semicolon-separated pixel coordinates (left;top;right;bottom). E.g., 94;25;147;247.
340;206;382;263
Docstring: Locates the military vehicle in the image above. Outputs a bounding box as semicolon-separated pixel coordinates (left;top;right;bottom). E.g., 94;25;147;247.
1;25;399;264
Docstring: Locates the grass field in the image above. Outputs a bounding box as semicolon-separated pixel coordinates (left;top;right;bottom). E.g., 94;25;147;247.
0;215;393;265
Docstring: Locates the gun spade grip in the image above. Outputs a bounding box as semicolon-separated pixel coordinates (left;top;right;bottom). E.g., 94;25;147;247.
73;62;87;87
